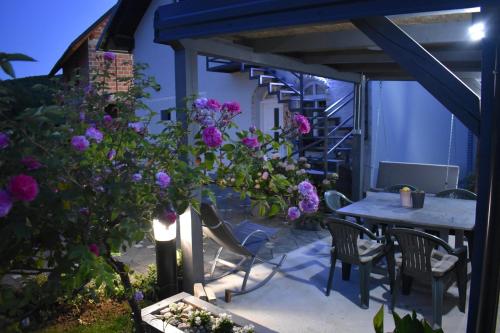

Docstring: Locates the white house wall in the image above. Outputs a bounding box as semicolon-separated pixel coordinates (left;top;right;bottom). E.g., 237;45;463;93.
368;80;473;187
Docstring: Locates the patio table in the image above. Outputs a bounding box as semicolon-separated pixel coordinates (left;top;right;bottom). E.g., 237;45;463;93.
336;191;476;247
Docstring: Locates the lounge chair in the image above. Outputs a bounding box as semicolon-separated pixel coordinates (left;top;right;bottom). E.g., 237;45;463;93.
200;203;286;302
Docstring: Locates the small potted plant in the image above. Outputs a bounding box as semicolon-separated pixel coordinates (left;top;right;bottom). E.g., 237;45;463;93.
411;189;426;209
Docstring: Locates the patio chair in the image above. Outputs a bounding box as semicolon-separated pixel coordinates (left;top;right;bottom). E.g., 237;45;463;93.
386;227;467;328
436;188;476;260
324;190;353;215
200;203;286;302
436;188;477;200
325;217;386;309
384;184;418;193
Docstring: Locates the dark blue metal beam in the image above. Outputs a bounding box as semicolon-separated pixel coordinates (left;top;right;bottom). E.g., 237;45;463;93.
154;0;490;43
351;16;480;136
467;4;500;333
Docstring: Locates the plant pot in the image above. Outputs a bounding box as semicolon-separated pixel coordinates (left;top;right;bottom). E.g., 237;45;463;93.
293;216;322;231
411;191;425;209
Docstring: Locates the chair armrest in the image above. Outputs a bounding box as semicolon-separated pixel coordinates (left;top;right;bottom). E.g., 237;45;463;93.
241;230;271;246
451;246;468;261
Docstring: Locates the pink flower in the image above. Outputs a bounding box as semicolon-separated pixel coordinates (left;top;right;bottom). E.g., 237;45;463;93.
222;101;241;115
71;136;90;152
85;127;104;143
202;126;223;148
21;156;43;170
155;171;171;188
0;190;13;217
287;206;301;221
9;174;39;202
0;132;9;149
206;99;221;111
242;136;260;149
103;52;116;62
88;243;100;256
161;210;177;224
293;114;311;134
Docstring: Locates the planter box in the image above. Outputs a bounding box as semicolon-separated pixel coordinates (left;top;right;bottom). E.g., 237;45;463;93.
142;292;277;333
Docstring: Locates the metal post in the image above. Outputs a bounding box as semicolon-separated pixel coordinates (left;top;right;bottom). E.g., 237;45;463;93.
467;5;500;333
351;76;366;201
299;73;304;157
173;45;204;294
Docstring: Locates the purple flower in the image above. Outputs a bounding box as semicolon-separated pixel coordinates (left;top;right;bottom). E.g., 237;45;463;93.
132;173;142;182
287;207;301;221
107;149;116;161
71;136;90;152
85;127;103;143
21;156;43;170
155;171;171;188
79;111;86;121
222;101;241;115
9;174;39;202
103;115;113;124
299;197;319;213
103;52;116;62
0;132;9;149
134;291;144;302
79;207;90;216
293;114;311;135
194;97;208;109
88;243;100;256
242;136;260;149
83;84;93;95
206;99;221;111
249;125;257;134
202;126;223;148
128;122;144;133
0;190;13;217
298;181;315;196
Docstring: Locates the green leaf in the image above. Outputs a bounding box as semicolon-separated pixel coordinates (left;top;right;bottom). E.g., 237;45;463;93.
373;305;384;333
3;53;36;62
269;203;281;216
1;61;15;78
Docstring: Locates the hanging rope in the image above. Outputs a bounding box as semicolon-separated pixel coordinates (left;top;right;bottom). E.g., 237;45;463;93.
445;113;455;189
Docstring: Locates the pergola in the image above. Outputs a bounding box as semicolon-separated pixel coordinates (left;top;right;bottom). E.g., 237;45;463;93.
112;1;500;332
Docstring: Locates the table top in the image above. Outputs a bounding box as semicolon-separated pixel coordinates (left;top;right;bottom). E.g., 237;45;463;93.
336;191;476;231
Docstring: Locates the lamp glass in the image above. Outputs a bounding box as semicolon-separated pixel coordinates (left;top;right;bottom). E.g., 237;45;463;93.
152;218;176;241
468;22;485;41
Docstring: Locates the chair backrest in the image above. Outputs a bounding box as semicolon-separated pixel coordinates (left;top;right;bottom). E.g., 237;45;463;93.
436;188;477;200
387;228;453;277
384;184;417;193
200;203;252;257
324;190;351;212
325;218;375;262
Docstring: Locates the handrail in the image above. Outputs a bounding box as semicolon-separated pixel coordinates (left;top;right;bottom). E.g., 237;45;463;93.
327;115;353;137
324;90;354;115
326;92;354;118
328;130;353;155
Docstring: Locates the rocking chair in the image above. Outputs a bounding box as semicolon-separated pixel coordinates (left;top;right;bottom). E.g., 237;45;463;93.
200;203;286;302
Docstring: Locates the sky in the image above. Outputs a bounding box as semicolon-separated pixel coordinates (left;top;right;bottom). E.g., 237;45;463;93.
0;0;117;80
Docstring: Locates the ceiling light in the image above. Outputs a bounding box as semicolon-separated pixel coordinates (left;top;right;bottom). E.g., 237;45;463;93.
468;22;485;41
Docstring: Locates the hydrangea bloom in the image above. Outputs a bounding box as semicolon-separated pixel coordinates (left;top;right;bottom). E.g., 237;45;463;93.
287;206;301;221
0;132;9;149
88;243;100;256
206;98;221;111
132;173;142;182
202;126;223;148
155;171;171;188
128;122;144;133
222;101;241;115
21;156;42;170
134;291;144;302
103;52;116;62
85;127;104;143
194;97;208;109
71;135;90;152
298;180;315;196
0;190;13;217
242;136;260;149
103;114;113;124
299;194;319;213
9;174;39;202
293;113;311;134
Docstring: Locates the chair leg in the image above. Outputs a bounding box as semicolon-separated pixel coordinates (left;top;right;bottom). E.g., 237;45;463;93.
432;277;444;328
359;262;372;309
210;247;223;278
456;263;467;312
391;270;401;311
402;274;413;295
326;249;337;296
241;256;257;292
342;262;352;281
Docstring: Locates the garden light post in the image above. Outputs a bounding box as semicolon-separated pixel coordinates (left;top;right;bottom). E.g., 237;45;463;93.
152;217;178;299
